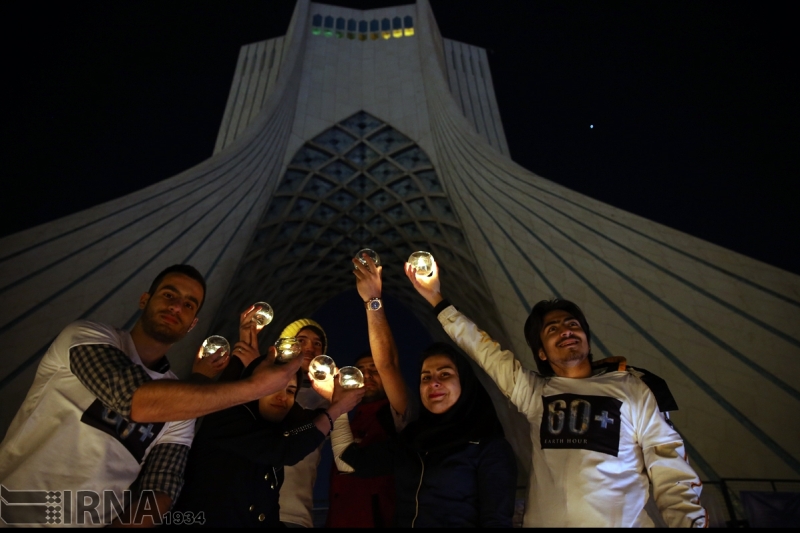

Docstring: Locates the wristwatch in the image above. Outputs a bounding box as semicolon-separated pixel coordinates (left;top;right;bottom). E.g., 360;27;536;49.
364;297;382;311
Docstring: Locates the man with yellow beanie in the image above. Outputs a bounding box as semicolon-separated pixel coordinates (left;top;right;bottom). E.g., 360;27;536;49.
277;318;331;528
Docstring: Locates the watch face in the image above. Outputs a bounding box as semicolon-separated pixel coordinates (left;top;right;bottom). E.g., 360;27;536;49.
369;299;382;311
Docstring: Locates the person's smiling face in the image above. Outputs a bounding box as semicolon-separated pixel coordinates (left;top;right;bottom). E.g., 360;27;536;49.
538;309;590;371
258;376;298;422
420;354;461;414
296;328;324;372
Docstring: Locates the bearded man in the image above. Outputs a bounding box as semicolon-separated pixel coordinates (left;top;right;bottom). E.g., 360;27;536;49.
324;253;412;527
0;265;300;527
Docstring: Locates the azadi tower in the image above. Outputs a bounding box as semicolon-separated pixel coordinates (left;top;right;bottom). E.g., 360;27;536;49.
1;0;798;487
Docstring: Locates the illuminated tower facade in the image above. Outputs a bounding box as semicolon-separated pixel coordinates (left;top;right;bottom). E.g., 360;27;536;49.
1;0;798;488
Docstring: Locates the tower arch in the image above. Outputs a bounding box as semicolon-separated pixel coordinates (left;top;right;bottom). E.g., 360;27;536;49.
210;111;508;346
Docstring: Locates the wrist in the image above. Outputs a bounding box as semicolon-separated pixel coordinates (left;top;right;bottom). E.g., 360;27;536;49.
321;411;334;435
428;292;444;307
327;401;346;420
364;296;383;311
245;374;269;399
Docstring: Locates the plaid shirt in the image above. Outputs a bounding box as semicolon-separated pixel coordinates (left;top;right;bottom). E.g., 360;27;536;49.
70;343;190;503
135;443;190;502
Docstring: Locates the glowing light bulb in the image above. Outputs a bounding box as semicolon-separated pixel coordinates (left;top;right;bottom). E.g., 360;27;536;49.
309;355;336;381
338;366;364;389
252;302;274;326
274;337;302;364
407;251;434;276
201;335;229;362
355;248;381;269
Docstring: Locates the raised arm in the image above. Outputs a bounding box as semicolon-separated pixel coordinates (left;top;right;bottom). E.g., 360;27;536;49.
353;253;409;420
405;259;521;398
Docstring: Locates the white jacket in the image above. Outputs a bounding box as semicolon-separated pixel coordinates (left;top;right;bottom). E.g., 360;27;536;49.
437;305;707;528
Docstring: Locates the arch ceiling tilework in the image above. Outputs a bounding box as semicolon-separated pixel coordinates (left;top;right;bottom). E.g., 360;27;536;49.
210;111;508;345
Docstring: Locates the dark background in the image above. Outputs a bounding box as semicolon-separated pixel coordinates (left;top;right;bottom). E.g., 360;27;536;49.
3;0;798;275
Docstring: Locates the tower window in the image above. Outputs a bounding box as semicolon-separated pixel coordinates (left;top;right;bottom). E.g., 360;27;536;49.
392;17;403;38
404;16;414;37
312;14;322;35
381;18;391;40
358;20;368;41
314;13;414;42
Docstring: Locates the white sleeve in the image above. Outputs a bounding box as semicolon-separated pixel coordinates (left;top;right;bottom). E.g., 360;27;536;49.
636;382;707;528
51;320;122;366
437;305;521;399
156;417;195;448
330;414;355;473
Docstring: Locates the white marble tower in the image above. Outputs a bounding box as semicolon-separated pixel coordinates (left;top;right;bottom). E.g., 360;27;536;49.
1;0;798;486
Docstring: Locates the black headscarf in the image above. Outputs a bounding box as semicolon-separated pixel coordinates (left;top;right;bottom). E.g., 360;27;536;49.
240;354;305;423
400;343;504;454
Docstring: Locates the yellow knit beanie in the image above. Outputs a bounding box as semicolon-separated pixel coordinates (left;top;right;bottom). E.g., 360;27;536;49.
280;318;328;354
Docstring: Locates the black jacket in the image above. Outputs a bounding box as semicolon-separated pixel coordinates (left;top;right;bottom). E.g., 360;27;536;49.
341;433;516;527
174;400;324;527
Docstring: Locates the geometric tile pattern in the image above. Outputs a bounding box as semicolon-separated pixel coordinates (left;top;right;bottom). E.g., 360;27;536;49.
209;112;508;346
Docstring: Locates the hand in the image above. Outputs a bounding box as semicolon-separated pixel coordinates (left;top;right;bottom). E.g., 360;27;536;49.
191;344;230;379
404;258;443;307
309;365;337;403
353;254;382;302
232;340;261;367
248;346;304;397
330;376;366;414
239;305;264;347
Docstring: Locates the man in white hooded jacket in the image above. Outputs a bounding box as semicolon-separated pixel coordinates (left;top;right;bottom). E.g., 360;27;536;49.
405;260;707;528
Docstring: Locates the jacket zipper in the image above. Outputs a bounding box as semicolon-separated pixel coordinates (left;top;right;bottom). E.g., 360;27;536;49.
412;452;425;528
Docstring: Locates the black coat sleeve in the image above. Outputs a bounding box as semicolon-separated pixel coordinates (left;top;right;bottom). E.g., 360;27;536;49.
217;354;247;383
340;439;398;478
198;406;325;467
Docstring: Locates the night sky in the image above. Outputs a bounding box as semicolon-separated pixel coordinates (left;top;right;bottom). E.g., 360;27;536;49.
4;1;798;275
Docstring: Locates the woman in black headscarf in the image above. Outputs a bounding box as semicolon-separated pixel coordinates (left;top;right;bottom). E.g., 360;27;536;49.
331;342;517;527
174;309;364;528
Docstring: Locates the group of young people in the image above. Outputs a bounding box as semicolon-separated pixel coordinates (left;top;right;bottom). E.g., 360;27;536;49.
0;253;707;528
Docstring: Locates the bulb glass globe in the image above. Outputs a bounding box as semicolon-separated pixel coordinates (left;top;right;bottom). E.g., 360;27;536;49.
309;355;336;381
252;302;274;326
354;248;381;269
407;251;434;276
274;337;302;364
201;335;229;362
338;366;364;389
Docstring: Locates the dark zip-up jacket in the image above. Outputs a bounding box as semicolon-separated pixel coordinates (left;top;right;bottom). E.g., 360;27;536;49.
174;401;324;527
341;434;516;527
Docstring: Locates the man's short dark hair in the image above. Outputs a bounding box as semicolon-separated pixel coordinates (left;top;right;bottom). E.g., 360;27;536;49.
524;299;592;376
353;350;373;367
147;265;207;311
